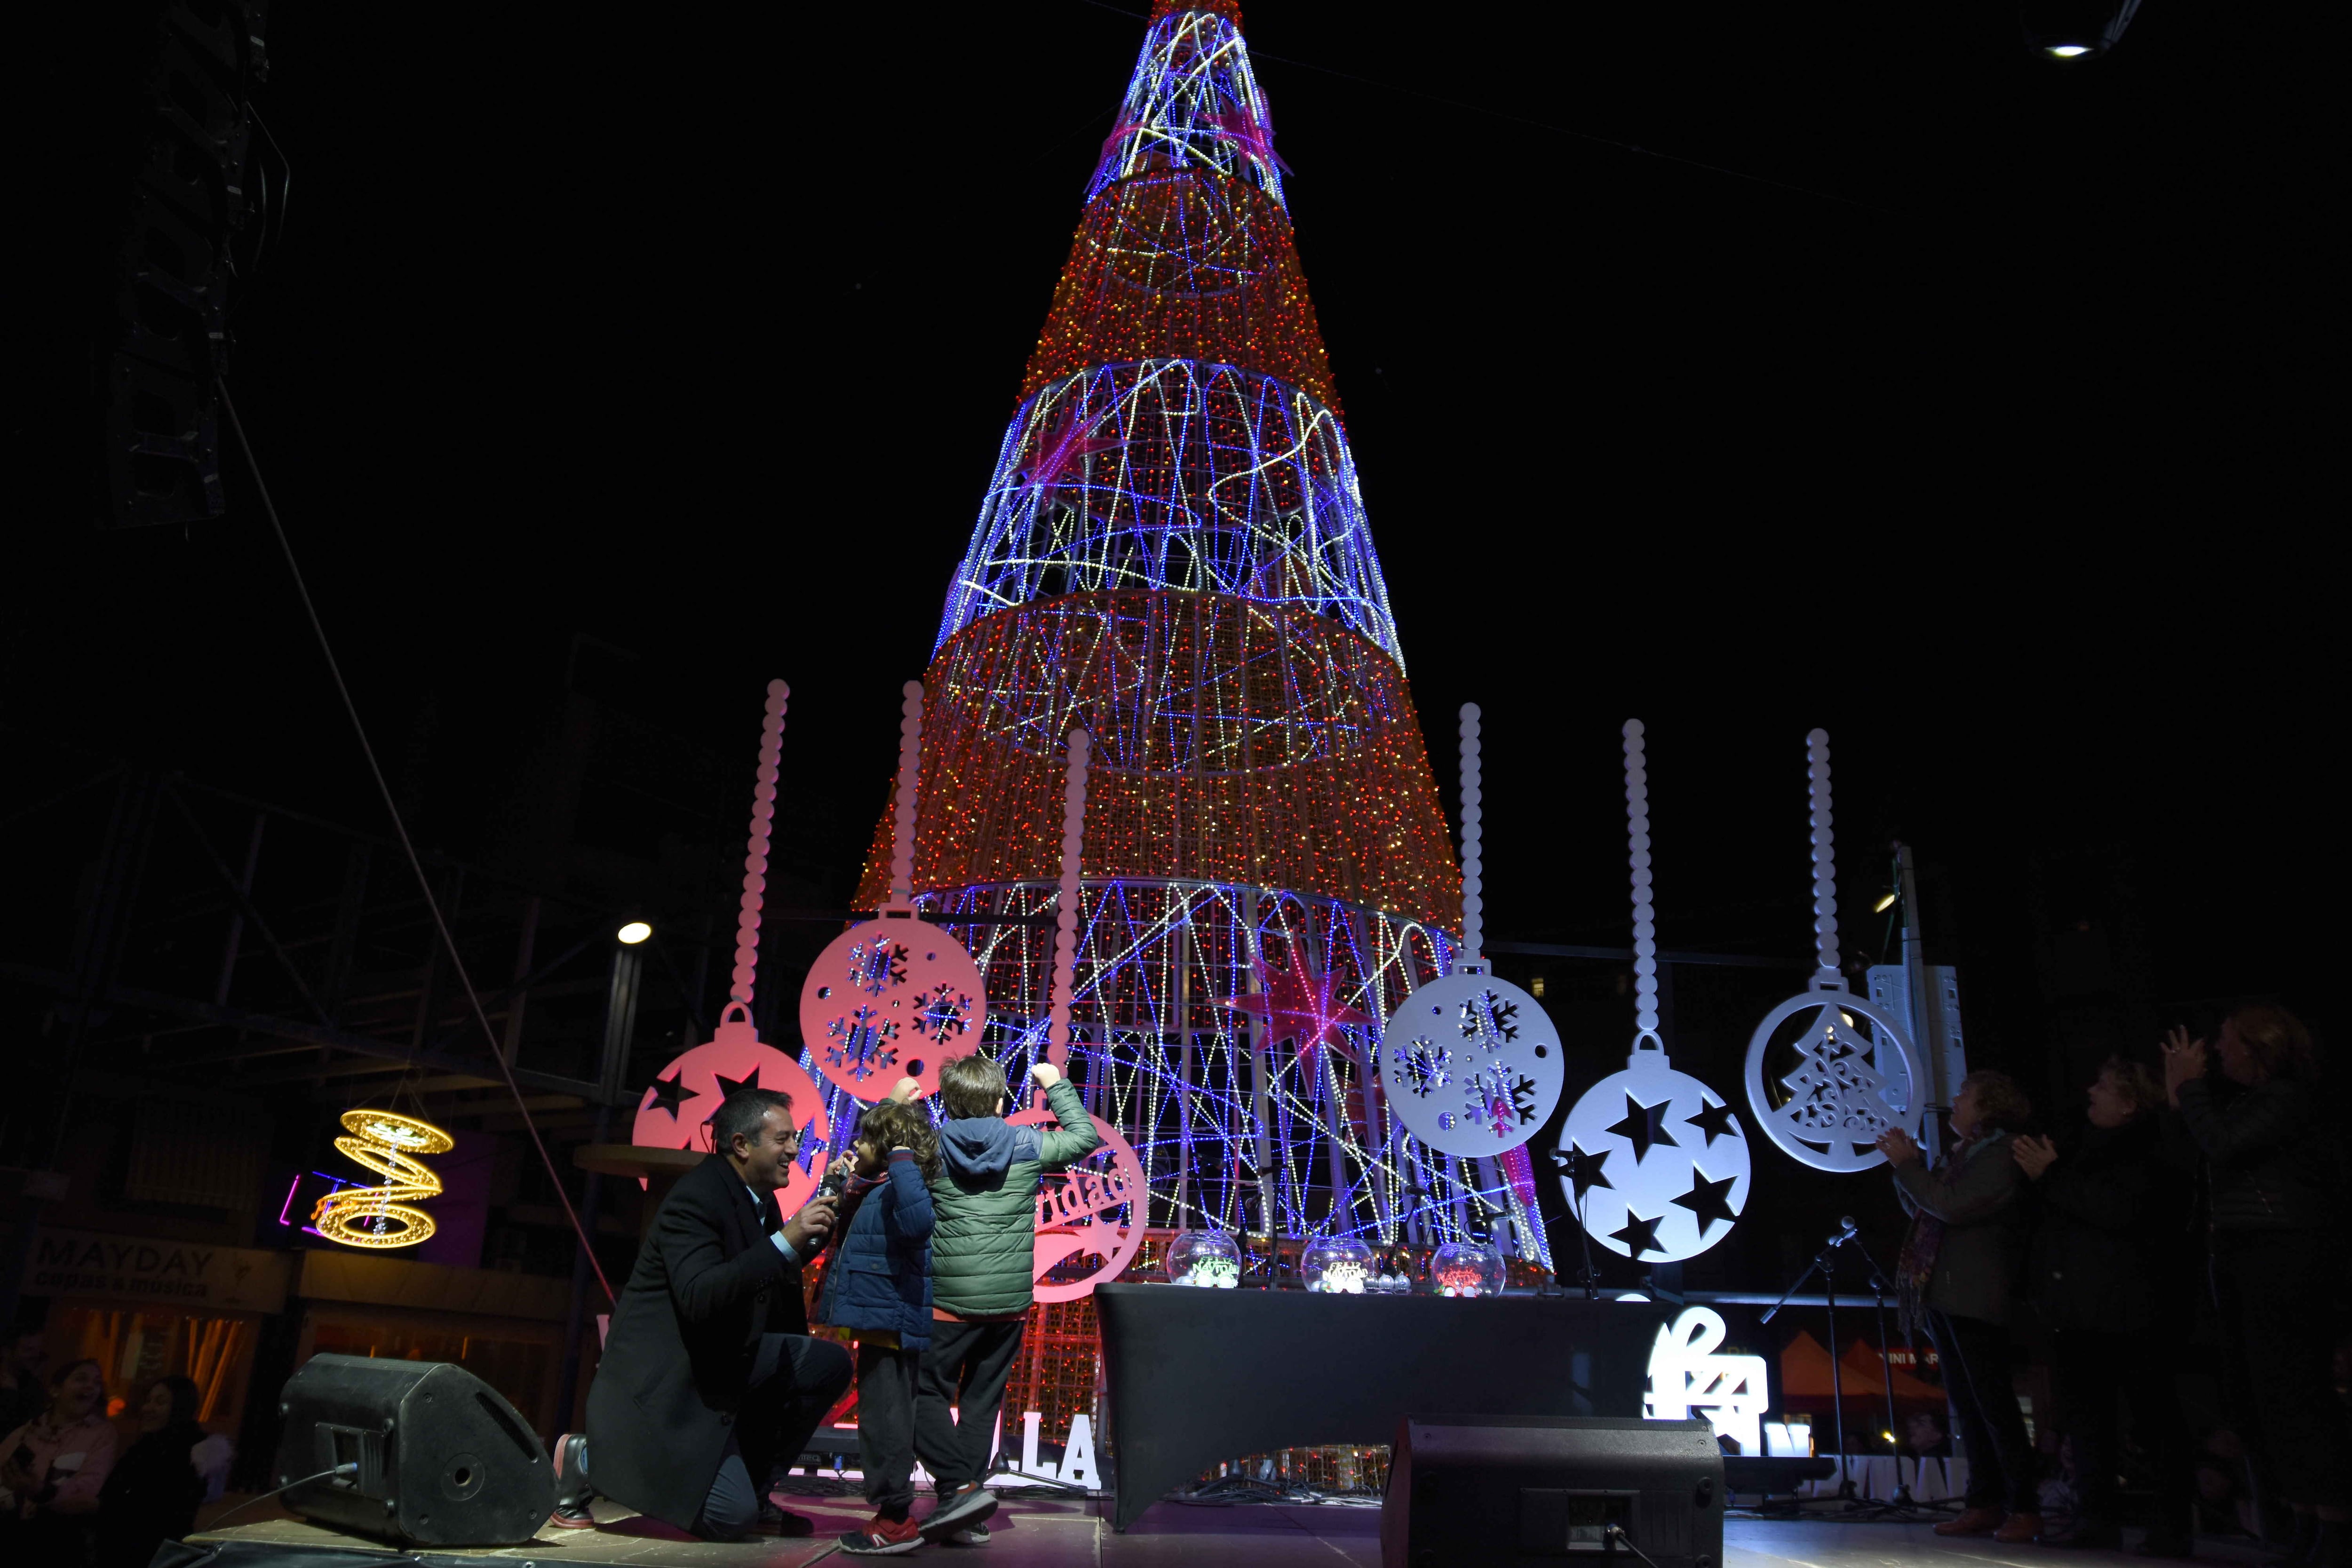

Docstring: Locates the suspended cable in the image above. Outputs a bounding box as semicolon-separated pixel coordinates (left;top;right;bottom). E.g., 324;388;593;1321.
218;379;617;1305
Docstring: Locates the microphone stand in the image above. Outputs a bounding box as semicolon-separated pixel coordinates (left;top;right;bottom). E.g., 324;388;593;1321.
1763;1230;1850;1502
1840;1233;1931;1518
1548;1147;1602;1300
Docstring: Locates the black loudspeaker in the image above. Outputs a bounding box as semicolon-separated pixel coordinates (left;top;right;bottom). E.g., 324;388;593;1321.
1383;1416;1724;1568
272;1353;553;1547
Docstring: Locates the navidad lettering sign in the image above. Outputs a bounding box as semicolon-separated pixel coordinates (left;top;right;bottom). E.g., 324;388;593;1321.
32;1228;293;1314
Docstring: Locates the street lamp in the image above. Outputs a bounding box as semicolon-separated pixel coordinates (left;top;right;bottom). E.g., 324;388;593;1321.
616;920;652;945
2022;0;2143;61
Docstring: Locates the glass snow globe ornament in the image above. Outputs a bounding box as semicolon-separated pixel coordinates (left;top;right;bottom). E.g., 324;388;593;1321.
1166;1229;1242;1289
1430;1237;1505;1298
1300;1236;1375;1294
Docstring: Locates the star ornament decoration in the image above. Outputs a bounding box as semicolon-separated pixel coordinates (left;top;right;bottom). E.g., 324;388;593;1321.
631;1004;832;1219
1556;1041;1752;1263
1218;945;1374;1081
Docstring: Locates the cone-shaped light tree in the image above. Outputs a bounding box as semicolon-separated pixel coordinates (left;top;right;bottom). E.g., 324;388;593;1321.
853;0;1543;1262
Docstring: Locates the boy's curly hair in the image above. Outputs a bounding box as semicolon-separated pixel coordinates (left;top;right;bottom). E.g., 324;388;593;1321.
857;1098;942;1180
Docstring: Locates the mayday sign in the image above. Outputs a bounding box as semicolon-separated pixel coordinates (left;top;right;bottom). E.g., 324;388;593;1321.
32;1228;293;1314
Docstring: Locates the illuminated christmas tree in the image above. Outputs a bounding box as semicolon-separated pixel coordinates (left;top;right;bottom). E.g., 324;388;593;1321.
850;0;1544;1266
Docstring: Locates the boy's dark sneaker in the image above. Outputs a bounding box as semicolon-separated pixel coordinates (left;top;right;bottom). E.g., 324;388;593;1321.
758;1498;817;1536
920;1483;998;1542
944;1521;991;1545
840;1513;924;1555
547;1433;596;1529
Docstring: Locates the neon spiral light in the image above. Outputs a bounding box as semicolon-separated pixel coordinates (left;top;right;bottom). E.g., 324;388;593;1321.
311;1110;454;1249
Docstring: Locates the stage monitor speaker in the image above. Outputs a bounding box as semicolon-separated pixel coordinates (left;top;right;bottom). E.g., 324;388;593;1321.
1382;1415;1724;1568
271;1353;553;1547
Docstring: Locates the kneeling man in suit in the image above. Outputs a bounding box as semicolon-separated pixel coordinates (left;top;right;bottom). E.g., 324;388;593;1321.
551;1086;850;1539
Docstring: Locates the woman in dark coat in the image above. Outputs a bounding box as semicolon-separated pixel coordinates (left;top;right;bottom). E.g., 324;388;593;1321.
1880;1069;2041;1544
95;1375;208;1568
2165;1005;2349;1568
2013;1057;2193;1552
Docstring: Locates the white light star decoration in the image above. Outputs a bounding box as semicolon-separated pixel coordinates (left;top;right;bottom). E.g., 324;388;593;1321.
1381;704;1563;1158
1741;730;1923;1172
1557;721;1749;1263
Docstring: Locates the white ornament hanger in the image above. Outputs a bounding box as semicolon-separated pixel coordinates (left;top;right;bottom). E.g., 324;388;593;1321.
1555;720;1750;1262
1044;726;1092;1083
1740;729;1924;1172
798;679;989;1102
1379;703;1562;1158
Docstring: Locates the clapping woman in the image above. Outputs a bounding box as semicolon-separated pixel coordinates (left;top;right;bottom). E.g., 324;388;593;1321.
2012;1058;2193;1552
1878;1070;2042;1544
2165;1006;2348;1568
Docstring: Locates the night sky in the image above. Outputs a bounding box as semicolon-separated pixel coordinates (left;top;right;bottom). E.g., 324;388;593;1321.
15;1;2330;1095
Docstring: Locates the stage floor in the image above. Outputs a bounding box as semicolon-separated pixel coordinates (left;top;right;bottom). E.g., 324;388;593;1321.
193;1495;2275;1567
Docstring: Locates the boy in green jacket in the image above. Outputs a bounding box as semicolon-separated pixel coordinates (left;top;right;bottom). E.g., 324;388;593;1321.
912;1054;1099;1543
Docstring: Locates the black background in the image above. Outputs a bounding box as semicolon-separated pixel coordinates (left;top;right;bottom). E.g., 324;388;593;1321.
11;2;2330;1288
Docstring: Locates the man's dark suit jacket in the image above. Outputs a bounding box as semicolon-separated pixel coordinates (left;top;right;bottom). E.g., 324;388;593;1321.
585;1153;810;1530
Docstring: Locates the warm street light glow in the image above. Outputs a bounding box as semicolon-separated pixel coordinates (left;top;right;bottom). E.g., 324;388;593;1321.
1873;891;1899;913
2046;43;2092;56
617;920;653;944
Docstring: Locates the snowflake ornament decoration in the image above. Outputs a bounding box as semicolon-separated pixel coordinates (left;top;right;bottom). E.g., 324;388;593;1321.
1557;721;1751;1262
1383;705;1564;1156
823;1005;900;1082
1741;730;1924;1172
1393;1036;1451;1098
798;682;989;1102
911;983;974;1042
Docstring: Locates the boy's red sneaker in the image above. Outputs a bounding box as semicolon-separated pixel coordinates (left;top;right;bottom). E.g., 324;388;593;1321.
839;1512;924;1555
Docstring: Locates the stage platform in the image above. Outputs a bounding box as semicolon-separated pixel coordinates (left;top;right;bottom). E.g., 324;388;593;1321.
188;1494;2275;1567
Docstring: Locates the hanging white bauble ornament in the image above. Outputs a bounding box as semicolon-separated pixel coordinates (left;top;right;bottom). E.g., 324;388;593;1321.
1559;1035;1750;1262
797;679;988;1102
1743;987;1922;1172
1382;963;1562;1157
1740;727;1924;1172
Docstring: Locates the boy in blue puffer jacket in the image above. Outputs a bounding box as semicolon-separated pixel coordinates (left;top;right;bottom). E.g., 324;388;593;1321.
818;1081;938;1557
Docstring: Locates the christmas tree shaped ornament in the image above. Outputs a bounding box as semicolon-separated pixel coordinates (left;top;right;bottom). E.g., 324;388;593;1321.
1741;729;1923;1172
1559;720;1751;1262
801;682;989;1101
1382;704;1563;1157
635;681;834;1218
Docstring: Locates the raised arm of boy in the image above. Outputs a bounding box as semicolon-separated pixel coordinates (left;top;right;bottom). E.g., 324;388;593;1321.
1028;1061;1101;1170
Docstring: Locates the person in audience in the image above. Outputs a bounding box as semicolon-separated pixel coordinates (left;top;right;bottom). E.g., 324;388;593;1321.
1905;1410;1952;1458
1880;1070;2042;1543
0;1329;46;1441
2166;1005;2349;1568
0;1357;116;1558
2014;1055;2195;1552
95;1375;208;1568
